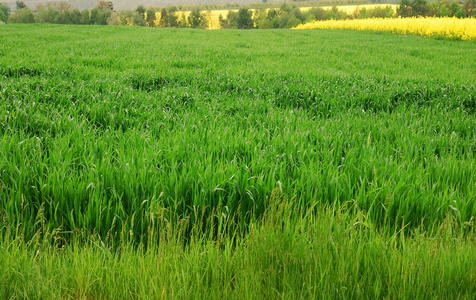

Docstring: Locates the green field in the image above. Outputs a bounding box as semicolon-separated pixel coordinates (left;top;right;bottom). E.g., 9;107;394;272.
1;24;476;298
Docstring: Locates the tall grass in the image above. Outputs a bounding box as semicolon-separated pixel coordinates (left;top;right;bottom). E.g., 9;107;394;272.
1;190;476;299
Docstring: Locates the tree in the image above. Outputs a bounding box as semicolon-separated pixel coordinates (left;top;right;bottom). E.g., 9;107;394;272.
188;8;204;28
61;10;73;24
132;13;145;26
0;9;6;23
81;9;90;24
450;1;460;16
16;1;27;9
35;4;60;23
159;8;167;27
179;13;187;28
287;15;302;28
132;5;146;26
0;3;9;23
225;10;238;29
146;8;156;27
9;7;34;23
165;6;178;27
218;14;226;28
463;0;476;17
90;3;111;25
135;5;146;17
90;7;99;23
97;1;113;11
411;0;428;16
70;9;82;24
397;0;413;17
237;8;253;29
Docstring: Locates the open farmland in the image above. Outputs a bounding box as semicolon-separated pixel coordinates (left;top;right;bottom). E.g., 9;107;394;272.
1;25;476;298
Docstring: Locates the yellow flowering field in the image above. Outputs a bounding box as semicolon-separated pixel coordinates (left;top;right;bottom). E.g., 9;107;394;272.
294;17;476;40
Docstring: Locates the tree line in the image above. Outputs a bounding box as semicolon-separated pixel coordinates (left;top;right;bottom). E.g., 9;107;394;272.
1;1;114;25
1;0;475;28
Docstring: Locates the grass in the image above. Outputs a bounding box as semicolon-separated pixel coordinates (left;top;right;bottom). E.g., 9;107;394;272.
1;24;476;298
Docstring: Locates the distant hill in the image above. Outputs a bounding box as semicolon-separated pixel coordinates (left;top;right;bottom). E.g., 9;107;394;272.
1;0;288;10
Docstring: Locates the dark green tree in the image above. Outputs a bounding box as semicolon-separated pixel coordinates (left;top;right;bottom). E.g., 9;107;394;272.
287;15;302;28
188;8;204;28
146;8;156;27
463;0;476;17
70;9;82;24
81;9;90;24
90;7;99;23
133;5;146;26
160;8;167;27
411;0;428;16
218;14;226;28
132;13;146;26
90;2;111;25
225;10;238;29
237;8;253;29
35;4;59;23
0;9;6;23
15;1;27;9
179;14;187;28
397;0;413;17
9;7;34;23
165;6;178;27
450;1;460;15
136;5;146;17
0;3;10;23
